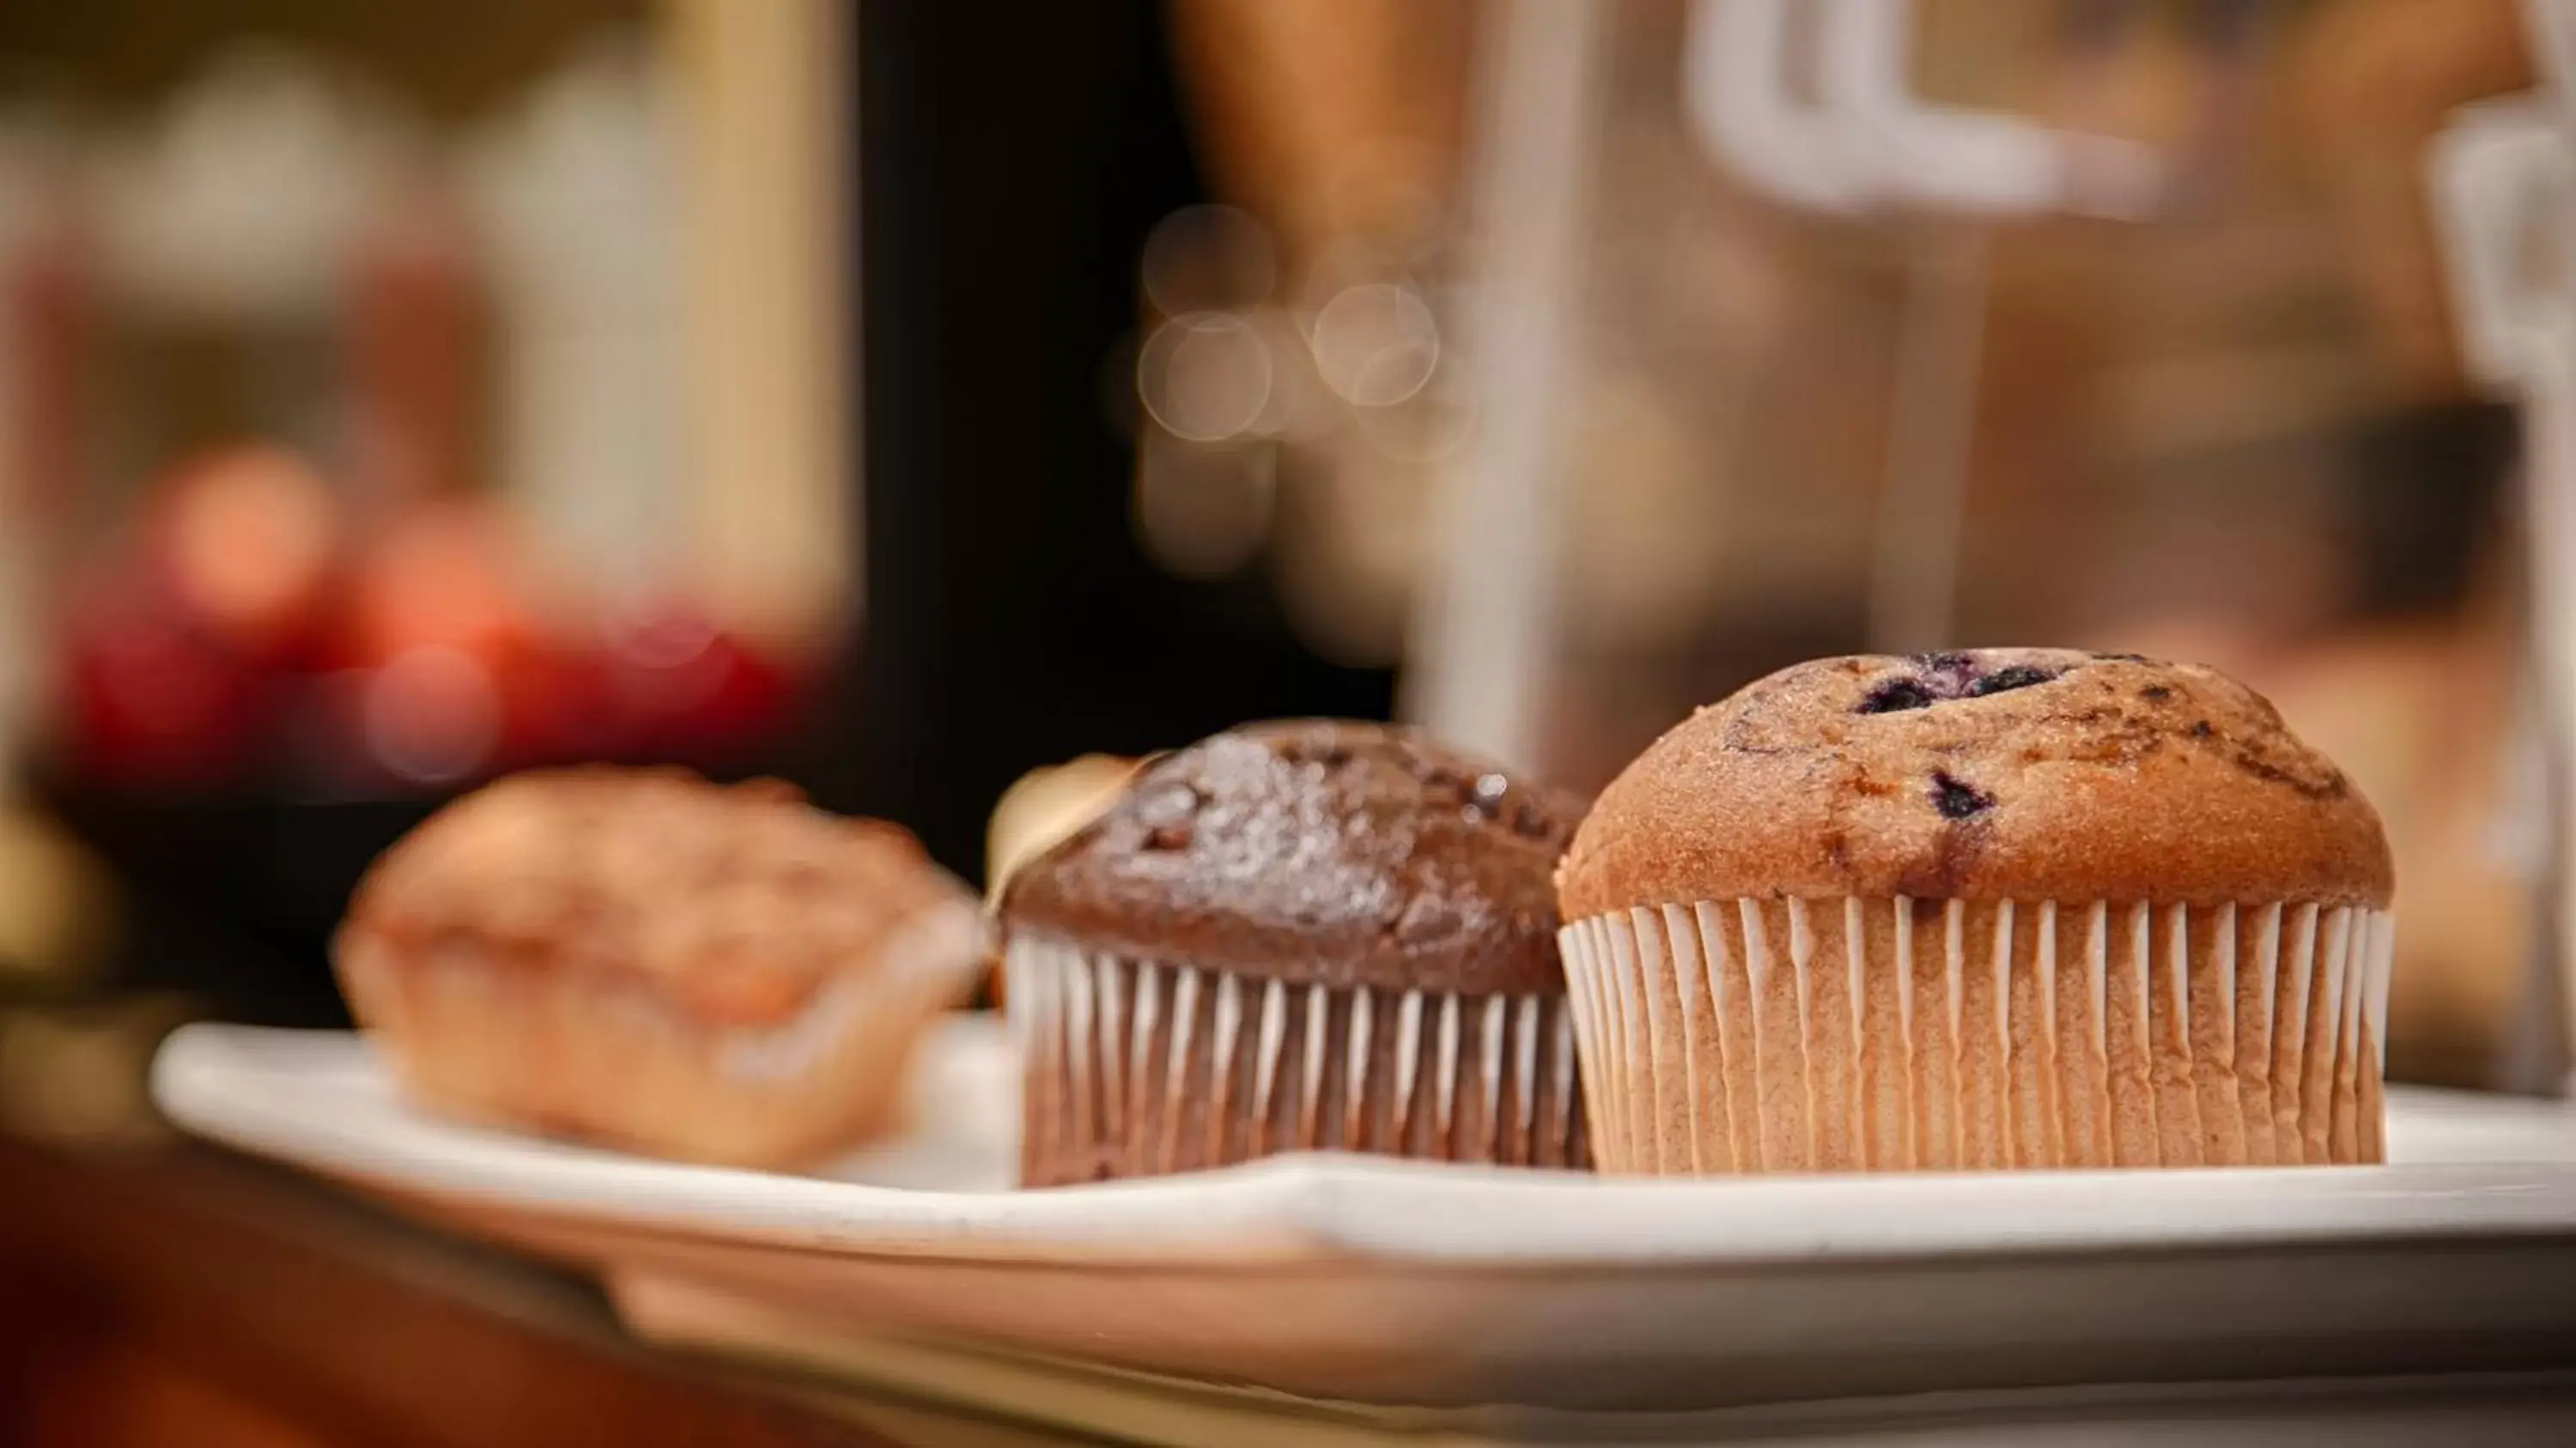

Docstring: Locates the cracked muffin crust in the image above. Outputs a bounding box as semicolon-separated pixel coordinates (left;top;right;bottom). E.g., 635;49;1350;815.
1001;721;1593;1183
1002;720;1583;996
347;769;971;1025
1554;651;2397;1176
336;767;985;1167
1557;648;2393;917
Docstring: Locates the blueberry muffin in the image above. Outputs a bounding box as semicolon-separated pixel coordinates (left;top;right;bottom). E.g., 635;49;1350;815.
336;768;986;1167
999;721;1589;1185
1554;650;2394;1175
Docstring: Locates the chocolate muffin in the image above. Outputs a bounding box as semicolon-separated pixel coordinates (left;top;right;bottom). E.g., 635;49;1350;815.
336;768;986;1168
999;721;1589;1185
1555;650;2395;1175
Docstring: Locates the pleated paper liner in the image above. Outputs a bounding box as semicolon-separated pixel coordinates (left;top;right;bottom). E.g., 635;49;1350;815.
1557;899;2393;1175
1005;934;1589;1186
338;897;989;1167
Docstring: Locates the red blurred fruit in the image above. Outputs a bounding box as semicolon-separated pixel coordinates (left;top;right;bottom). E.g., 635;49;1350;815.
58;560;271;788
598;599;799;756
335;500;528;667
149;445;342;661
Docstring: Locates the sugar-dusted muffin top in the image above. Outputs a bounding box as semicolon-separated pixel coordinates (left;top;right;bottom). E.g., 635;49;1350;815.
340;767;973;1028
999;721;1585;995
1557;649;2392;919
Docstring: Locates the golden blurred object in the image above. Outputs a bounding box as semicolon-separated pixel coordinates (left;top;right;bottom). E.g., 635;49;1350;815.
983;756;1141;1008
0;807;118;995
2286;0;2534;398
0;1000;189;1148
1165;0;1469;262
985;755;1140;906
665;0;854;649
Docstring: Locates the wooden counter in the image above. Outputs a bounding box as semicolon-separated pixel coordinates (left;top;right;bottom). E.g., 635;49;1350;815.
0;1135;1054;1447
15;1129;2576;1446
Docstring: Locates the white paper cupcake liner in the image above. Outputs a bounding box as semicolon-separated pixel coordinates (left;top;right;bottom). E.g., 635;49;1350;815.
1557;898;2392;1174
1005;934;1587;1184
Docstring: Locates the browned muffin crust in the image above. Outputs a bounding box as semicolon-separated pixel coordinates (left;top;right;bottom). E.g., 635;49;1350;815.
1558;650;2392;917
341;767;969;1029
1000;721;1583;995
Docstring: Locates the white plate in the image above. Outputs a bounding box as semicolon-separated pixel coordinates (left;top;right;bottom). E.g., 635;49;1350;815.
153;1018;2576;1411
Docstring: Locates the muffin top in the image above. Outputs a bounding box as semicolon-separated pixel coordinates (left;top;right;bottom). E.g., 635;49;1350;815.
1557;649;2392;919
341;767;973;1028
999;721;1583;995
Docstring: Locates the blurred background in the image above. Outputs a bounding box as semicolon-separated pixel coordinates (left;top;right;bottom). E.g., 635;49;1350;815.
0;0;2561;1172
